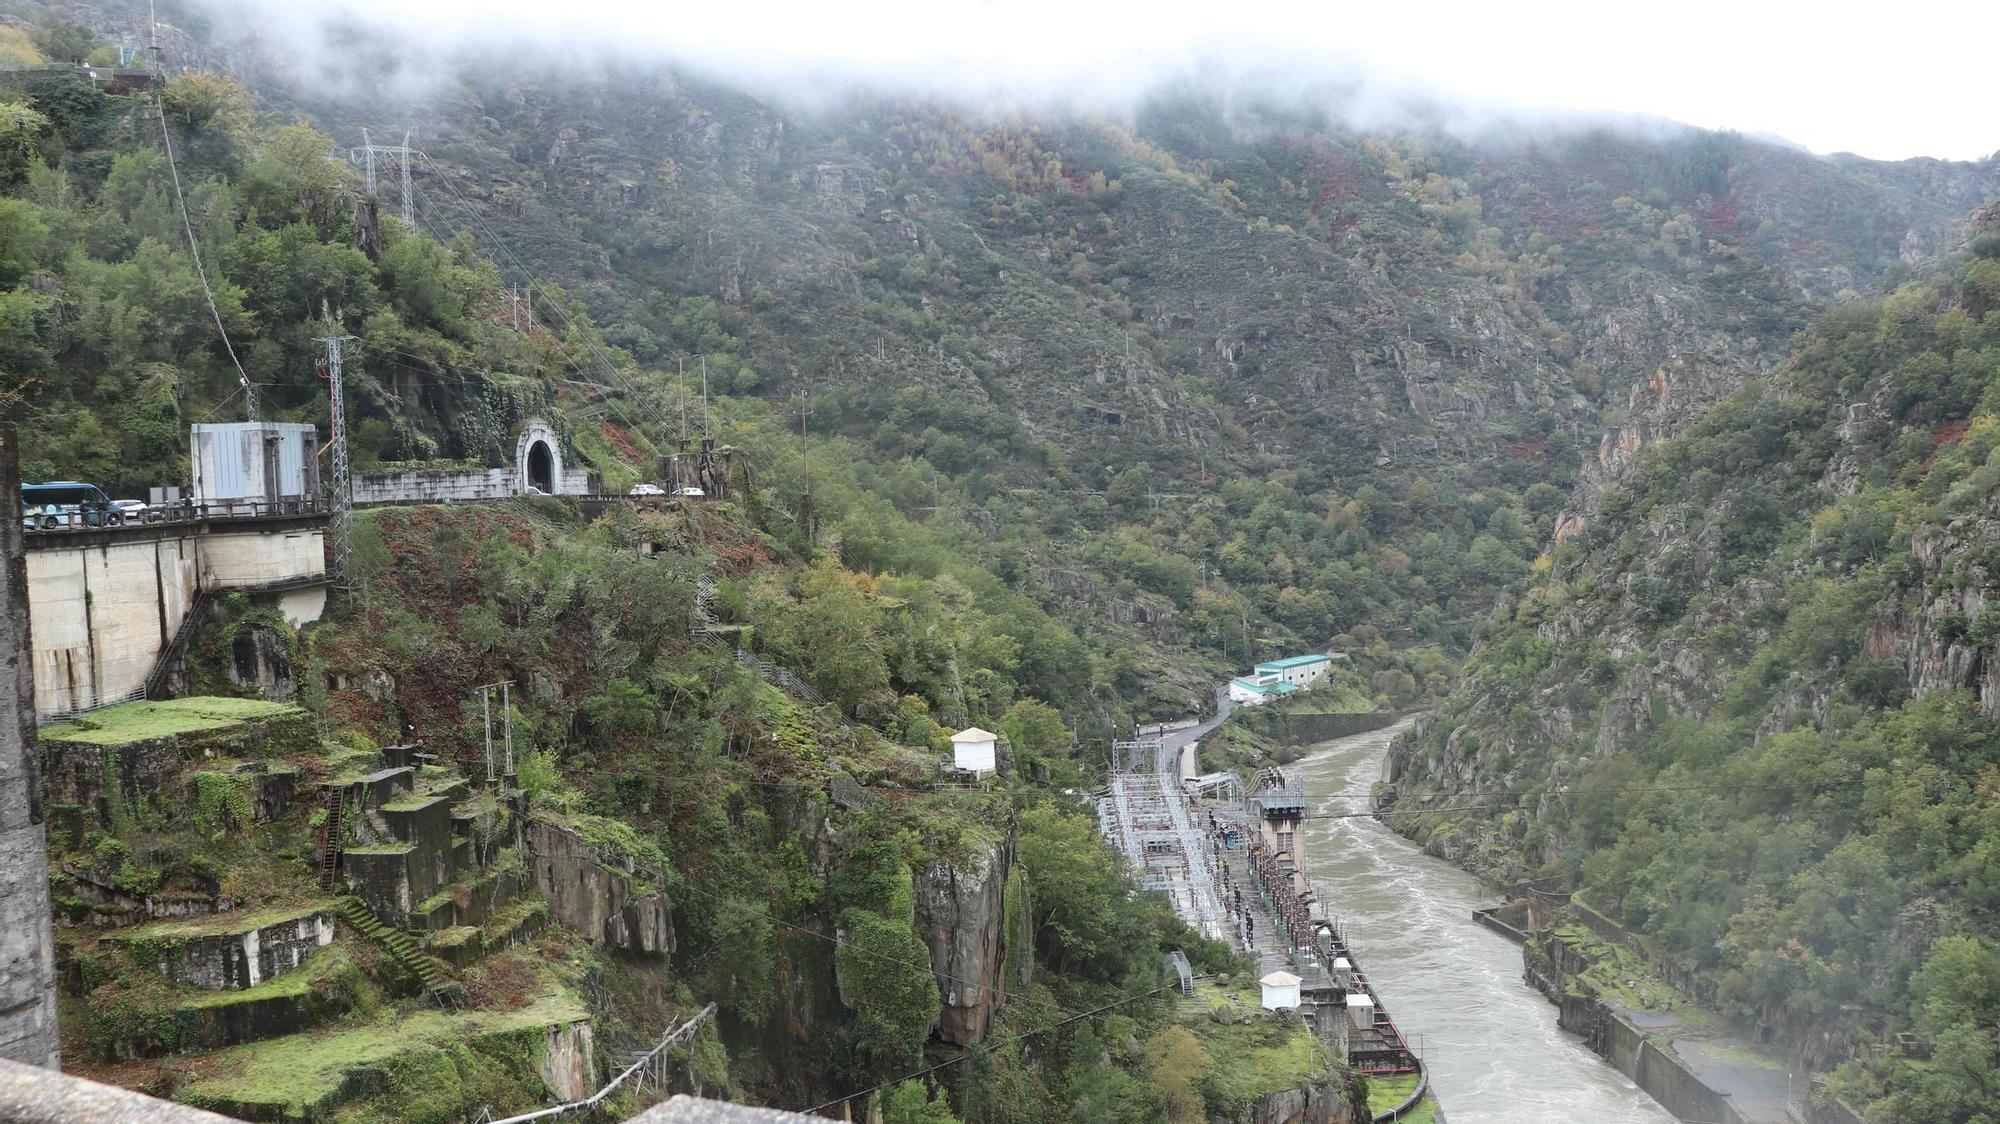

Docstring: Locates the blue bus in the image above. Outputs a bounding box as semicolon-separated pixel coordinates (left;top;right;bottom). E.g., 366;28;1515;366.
21;481;117;528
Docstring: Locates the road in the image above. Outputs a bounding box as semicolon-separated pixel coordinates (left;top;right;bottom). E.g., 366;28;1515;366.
1155;686;1232;772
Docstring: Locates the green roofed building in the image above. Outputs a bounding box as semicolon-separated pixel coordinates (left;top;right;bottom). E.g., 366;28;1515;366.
1253;654;1333;688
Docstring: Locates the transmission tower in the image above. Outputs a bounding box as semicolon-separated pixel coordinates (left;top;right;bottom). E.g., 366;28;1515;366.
315;325;359;584
350;128;415;230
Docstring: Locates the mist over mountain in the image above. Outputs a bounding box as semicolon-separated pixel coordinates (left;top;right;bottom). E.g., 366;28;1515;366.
4;1;2000;1121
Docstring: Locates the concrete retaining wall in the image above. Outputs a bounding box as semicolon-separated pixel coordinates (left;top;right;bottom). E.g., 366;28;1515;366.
0;429;60;1068
354;467;592;505
24;523;326;720
1471;907;1529;945
1250;709;1402;747
113;910;336;991
1525;933;1754;1124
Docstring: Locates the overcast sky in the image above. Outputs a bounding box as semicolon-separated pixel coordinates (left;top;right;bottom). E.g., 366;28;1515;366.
206;0;1999;161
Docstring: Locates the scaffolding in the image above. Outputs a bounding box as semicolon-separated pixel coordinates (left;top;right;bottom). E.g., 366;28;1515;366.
1102;767;1228;941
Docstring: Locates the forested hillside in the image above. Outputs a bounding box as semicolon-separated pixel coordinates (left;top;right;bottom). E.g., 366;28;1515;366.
9;2;2000;1120
1385;212;2000;1120
11;0;2000;725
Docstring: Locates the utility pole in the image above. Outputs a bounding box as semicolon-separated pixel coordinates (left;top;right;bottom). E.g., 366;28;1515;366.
481;684;494;784
399;129;413;231
315;318;358;585
501;681;514;778
794;387;814;547
146;0;162;72
700;356;710;439
475;681;514;787
676;357;688;446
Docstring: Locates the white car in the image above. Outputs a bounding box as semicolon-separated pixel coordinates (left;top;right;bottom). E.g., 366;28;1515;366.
113;499;149;523
629;483;665;496
671;485;706;498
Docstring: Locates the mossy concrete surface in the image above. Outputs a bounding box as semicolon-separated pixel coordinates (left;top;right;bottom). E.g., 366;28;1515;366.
42;698;310;748
174;979;588;1121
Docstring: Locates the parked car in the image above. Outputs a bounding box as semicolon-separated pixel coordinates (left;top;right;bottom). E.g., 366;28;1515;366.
113;499;150;523
20;482;118;527
628;483;665;496
671;485;706;498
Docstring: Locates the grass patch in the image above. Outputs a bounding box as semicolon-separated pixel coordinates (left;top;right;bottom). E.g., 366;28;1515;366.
1185;979;1329;1110
44;698;305;746
175;974;586;1118
108;903;329;943
1367;1072;1420;1113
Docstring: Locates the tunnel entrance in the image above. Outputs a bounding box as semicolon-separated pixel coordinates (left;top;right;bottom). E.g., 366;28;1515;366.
525;440;554;494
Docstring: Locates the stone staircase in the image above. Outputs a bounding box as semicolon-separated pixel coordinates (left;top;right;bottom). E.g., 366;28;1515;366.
337;896;462;1004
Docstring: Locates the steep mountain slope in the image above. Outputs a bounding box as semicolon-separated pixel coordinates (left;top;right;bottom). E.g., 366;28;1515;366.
13;5;2000;711
1383;210;2000;1121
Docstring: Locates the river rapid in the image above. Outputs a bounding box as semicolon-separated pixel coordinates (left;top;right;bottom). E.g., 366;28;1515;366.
1294;719;1676;1124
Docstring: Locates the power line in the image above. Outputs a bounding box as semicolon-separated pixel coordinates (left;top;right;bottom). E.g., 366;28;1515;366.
153;89;254;421
664;877;1098;1027
409;150;659;443
797;983;1180;1117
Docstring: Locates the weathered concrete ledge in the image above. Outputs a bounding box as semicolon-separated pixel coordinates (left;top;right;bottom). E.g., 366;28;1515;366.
0;1057;234;1122
1525;923;1789;1124
1245;709;1402;748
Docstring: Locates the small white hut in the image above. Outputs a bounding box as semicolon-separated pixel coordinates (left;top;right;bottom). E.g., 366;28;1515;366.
1260;970;1302;1011
1332;957;1354;990
1346;992;1376;1029
951;727;997;776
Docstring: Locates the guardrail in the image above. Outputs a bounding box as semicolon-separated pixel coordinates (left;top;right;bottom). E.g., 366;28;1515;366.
21;496;324;534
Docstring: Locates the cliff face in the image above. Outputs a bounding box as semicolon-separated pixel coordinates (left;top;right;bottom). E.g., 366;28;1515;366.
526;821;675;956
1380;221;2000;1114
1231;1077;1366;1124
911;838;1010;1046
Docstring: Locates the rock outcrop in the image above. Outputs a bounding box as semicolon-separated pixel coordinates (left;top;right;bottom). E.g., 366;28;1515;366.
1229;1074;1366;1124
911;838;1009;1046
527;821;674;956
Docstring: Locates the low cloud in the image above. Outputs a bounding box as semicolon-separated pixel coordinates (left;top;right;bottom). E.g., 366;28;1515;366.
182;0;1998;161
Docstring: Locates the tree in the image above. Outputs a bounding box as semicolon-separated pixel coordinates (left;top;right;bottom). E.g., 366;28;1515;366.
1142;1025;1210;1124
0;102;50;188
883;1081;960;1124
29;19;96;64
836;910;940;1069
755;561;889;712
1000;698;1068;768
582;677;660;736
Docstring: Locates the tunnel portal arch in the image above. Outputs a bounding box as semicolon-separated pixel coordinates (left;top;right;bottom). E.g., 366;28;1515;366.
515;419;564;495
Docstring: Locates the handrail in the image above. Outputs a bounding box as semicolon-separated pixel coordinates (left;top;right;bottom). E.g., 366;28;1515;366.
486;1004;717;1124
20;496;323;535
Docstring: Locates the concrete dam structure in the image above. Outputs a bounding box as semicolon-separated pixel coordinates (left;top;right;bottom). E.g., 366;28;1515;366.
23;509;329;722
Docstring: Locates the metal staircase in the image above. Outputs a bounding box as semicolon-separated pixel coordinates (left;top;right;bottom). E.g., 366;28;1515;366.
316;787;345;890
689;572;828;706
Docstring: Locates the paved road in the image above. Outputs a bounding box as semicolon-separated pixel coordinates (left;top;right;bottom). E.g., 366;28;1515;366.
1156;686;1232;772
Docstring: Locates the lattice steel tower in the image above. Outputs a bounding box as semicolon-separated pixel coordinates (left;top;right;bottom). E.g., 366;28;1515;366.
316;327;359;584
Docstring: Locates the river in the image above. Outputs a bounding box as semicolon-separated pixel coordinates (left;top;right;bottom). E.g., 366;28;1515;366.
1295;719;1676;1124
